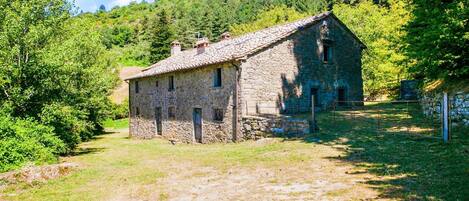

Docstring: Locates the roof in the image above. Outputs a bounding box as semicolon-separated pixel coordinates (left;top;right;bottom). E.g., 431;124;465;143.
126;11;364;80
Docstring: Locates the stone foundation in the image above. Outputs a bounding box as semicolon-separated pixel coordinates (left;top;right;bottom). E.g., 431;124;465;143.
241;115;310;140
421;92;469;127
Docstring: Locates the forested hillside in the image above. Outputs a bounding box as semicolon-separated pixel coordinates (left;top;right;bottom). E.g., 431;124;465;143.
81;0;467;96
0;0;467;172
79;0;331;67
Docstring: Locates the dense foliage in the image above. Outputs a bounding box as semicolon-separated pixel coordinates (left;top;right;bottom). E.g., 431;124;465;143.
84;0;330;66
0;113;65;172
230;6;308;36
334;0;411;97
405;0;468;80
0;0;118;171
148;9;174;64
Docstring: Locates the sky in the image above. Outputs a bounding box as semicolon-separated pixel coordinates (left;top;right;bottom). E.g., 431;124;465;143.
73;0;154;13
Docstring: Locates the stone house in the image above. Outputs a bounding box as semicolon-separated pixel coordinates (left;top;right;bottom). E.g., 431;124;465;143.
125;12;365;143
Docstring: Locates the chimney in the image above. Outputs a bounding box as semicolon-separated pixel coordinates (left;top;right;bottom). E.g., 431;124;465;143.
196;37;209;54
171;40;181;56
220;32;231;40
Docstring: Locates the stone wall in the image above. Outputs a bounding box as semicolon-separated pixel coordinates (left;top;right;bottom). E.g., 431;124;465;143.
421;92;469;127
129;62;240;143
242;115;310;140
129;15;364;143
240;15;364;115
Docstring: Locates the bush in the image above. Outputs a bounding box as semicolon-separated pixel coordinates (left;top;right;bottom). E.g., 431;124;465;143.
110;98;129;120
40;103;94;154
0;115;65;172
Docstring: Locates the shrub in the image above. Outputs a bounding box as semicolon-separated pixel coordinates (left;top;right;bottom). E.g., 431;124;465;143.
40;103;93;154
110;98;129;120
0;115;65;172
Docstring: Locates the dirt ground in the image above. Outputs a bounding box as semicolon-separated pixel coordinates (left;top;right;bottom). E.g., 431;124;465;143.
1;130;387;201
101;136;382;201
150;157;380;201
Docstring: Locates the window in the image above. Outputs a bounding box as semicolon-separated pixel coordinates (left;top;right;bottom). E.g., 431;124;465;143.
213;68;222;87
136;107;140;116
168;76;175;91
135;81;139;93
168;107;176;119
323;44;332;63
155;80;159;88
213;108;224;122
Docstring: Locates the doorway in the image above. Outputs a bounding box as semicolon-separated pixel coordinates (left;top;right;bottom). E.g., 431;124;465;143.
338;88;346;106
193;108;203;143
155;107;162;135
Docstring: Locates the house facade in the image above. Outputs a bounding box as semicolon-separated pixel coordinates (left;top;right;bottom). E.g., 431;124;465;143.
126;12;365;143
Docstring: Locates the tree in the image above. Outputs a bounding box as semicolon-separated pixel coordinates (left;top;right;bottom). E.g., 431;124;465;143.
333;0;411;98
0;0;118;158
230;5;308;36
99;4;106;12
405;0;468;81
148;9;174;63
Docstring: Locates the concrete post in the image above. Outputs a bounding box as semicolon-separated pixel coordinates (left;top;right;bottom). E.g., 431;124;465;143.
442;92;451;143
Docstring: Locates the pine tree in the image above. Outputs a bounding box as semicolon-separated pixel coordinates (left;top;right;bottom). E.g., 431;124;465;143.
98;4;106;12
148;10;174;63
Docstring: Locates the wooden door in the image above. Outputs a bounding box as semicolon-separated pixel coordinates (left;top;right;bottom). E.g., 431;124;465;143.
338;88;346;106
155;107;162;135
193;108;202;143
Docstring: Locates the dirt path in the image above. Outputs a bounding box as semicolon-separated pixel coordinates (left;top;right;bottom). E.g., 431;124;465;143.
109;139;383;201
153;160;379;201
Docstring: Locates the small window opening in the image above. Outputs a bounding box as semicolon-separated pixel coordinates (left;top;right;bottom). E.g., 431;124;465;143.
136;107;140;116
168;107;176;120
323;44;332;63
168;76;175;91
213;108;224;122
213;68;222;87
135;81;139;93
155;80;159;88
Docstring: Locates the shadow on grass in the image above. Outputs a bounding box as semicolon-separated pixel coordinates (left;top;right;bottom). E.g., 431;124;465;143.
70;147;106;156
68;131;121;157
298;102;469;200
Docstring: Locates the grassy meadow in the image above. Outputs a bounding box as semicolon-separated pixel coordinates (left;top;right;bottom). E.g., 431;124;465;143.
1;103;468;200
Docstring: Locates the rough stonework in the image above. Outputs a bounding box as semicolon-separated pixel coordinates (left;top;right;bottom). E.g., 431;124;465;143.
0;163;78;186
240;17;363;115
242;116;310;140
127;12;364;143
421;92;469;127
129;63;238;143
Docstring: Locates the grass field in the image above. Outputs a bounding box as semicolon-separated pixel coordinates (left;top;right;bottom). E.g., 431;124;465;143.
102;118;129;130
1;103;468;200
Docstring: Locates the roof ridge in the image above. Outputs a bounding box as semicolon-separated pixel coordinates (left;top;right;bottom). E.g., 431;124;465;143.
127;11;334;80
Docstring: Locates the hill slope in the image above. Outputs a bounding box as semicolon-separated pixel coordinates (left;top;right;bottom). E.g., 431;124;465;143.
110;67;142;104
